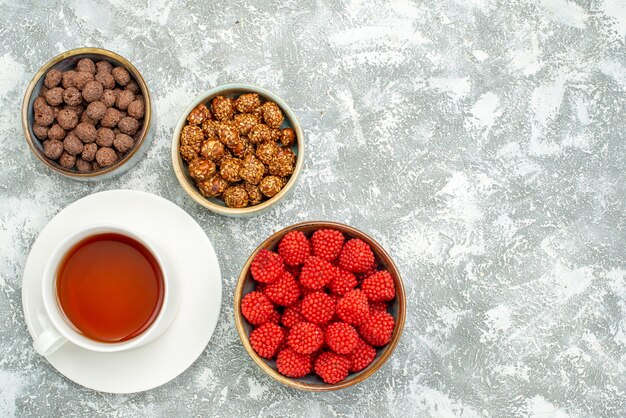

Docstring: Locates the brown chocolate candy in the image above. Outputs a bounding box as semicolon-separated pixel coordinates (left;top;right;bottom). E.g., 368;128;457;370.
95;71;115;90
34;105;54;126
63;133;84;156
82;80;104;102
33;124;48;140
76;58;96;74
59;151;76;169
95;147;118;167
48;124;66;141
75;157;92;172
96;127;115;147
101;89;116;107
100;108;121;128
127;100;145;119
75;122;97;143
111;67;130;86
61;70;78;89
44;87;64;106
118;117;139;135
115;90;134;110
86;101;107;121
113;133;134;153
57;108;79;130
43;139;64;159
44;69;63;89
95;61;113;74
81;143;98;162
62;87;82;106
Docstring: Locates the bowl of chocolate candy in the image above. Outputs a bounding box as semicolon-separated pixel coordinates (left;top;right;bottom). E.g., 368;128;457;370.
21;47;152;180
171;84;304;217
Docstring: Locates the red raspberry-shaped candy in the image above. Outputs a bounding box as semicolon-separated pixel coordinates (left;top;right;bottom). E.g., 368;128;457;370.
249;323;285;358
325;322;359;354
336;289;370;325
264;271;300;306
328;267;357;296
300;256;337;290
276;348;312;378
250;249;284;283
361;270;395;302
287;322;324;354
347;338;377;372
338;238;375;273
314;352;351;384
278;231;310;266
241;291;275;325
282;302;305;328
301;291;336;325
311;229;345;262
358;310;395;346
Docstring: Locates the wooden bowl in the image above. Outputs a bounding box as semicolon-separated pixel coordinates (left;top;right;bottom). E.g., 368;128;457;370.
171;84;304;217
234;221;406;391
21;47;153;181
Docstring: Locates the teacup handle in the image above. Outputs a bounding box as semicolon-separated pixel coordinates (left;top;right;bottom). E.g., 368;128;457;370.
34;327;67;356
33;307;67;356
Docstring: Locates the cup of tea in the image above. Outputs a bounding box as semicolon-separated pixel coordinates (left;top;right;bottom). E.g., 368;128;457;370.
33;224;179;356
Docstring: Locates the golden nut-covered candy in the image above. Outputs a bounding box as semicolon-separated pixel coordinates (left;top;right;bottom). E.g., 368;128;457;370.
223;184;249;208
197;173;229;197
211;96;234;121
270;128;281;141
187;103;211;125
180;125;204;154
262;102;284;128
188;157;216;181
200;139;226;162
231;137;254;158
219;157;243;182
269;148;296;177
256;141;280;165
280;127;296;147
218;124;240;148
234;93;261;113
244;182;263;205
248;123;272;144
180;145;198;162
201;119;220;141
240;154;265;184
233;113;259;135
259;175;285;198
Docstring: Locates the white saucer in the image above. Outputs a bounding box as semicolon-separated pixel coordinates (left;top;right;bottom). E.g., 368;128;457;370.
22;190;222;393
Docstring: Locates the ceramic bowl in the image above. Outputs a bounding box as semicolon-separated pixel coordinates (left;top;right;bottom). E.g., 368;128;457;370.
171;84;304;217
21;47;153;181
234;221;406;391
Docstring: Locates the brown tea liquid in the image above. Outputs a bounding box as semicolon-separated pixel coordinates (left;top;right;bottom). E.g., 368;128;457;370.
56;233;164;343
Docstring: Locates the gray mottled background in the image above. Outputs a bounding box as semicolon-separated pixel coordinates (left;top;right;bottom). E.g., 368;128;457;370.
1;0;625;416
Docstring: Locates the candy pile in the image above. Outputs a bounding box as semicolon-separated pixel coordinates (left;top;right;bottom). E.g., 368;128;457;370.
32;58;145;172
240;229;396;384
179;93;297;208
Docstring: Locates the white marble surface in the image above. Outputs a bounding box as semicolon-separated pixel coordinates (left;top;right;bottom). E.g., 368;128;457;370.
1;0;625;416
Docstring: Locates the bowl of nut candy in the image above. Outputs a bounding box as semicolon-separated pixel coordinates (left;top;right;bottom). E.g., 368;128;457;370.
172;84;304;217
21;48;152;180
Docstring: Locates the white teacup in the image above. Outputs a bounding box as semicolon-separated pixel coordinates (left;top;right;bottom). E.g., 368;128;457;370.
34;224;179;356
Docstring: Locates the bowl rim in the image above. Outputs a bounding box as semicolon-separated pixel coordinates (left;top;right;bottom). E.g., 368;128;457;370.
21;47;152;178
171;83;305;217
233;221;407;392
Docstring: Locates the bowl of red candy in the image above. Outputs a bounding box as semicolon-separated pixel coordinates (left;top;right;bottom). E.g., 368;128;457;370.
234;221;406;391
